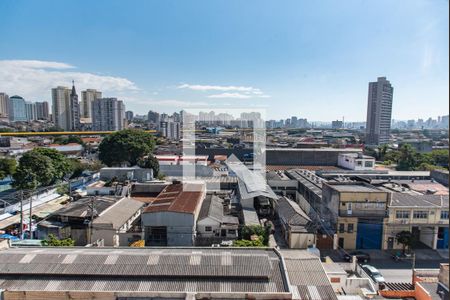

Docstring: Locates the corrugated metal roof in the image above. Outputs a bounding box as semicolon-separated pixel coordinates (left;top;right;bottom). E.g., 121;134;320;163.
284;256;338;300
390;193;449;208
143;183;205;214
276;197;313;232
0;247;289;295
93;197;144;229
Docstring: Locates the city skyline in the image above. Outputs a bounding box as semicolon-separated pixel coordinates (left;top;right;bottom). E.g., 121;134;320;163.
0;0;448;121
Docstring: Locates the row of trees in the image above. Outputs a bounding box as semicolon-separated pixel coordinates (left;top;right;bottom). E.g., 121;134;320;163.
366;144;449;171
0;129;159;190
0;145;98;190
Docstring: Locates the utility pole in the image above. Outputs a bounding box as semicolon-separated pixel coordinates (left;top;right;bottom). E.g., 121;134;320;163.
28;192;33;239
19;190;23;239
89;196;95;245
411;252;416;283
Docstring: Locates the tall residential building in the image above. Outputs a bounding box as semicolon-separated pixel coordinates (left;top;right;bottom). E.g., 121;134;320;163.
52;82;80;131
331;120;343;129
125;111;134;122
81;89;102;118
25;102;37;121
0;93;9;118
35;101;50;120
160;118;180;140
148;110;160;130
8;95;27;122
92;98;126;131
52;86;70;130
365;77;394;145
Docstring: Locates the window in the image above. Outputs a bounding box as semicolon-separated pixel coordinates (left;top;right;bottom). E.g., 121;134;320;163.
413;211;428;219
441;211;449;220
396;210;410;219
228;229;236;235
205;226;212;232
347;224;354;233
365;161;373;168
339;223;345;233
357;161;362;166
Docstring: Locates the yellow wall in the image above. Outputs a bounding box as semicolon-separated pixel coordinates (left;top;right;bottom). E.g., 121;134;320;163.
388;207;449;225
337;217;358;249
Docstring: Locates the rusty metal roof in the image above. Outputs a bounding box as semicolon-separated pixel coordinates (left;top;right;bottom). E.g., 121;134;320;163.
143;183;205;214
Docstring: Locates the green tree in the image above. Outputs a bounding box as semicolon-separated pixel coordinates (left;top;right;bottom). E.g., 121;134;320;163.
54;135;84;146
233;238;264;247
13;151;56;189
0;157;16;180
377;144;389;161
397;144;417;171
41;234;75;246
416;163;446;171
32;148;73;180
430;149;449;169
138;154;160;177
241;225;270;246
364;147;377;159
396;230;414;254
98;129;155;166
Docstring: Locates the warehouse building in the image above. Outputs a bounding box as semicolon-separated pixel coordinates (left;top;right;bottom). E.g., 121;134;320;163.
0;245;337;300
141;183;206;246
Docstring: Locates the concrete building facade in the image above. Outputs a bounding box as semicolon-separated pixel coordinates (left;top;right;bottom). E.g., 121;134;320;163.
366;77;394;146
322;182;390;250
337;153;375;170
35;101;49;120
81;89;102;118
8;95;27;122
383;194;449;250
0;92;9;118
142;183;206;246
92;97;125;131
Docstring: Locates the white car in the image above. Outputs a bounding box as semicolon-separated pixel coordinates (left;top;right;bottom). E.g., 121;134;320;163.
362;265;386;284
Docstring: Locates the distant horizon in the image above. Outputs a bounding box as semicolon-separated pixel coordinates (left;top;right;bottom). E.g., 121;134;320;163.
0;1;448;121
1;90;448;124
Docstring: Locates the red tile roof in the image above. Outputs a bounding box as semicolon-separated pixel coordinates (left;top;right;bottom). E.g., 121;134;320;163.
143;183;205;214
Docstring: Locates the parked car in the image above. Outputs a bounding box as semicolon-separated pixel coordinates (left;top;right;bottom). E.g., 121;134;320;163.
362;265;386;284
343;250;370;263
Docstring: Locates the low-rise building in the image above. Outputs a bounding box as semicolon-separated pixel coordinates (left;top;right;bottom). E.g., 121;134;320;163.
0;246;337;300
384;193;449;250
47;143;83;156
196;194;239;244
266;170;298;197
100;166;154;182
40;195;143;246
337;152;375;170
275;196;316;248
91;196;144;247
322;182;390;250
141;183;206;246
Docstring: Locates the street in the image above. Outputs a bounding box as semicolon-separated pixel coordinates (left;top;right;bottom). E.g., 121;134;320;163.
322;248;449;283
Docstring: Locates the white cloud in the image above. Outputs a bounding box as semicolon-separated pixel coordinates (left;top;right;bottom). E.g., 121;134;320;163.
208;92;252;99
177;83;270;99
0;60;138;101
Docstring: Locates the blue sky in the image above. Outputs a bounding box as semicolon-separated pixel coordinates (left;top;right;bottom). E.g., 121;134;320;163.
0;0;448;121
